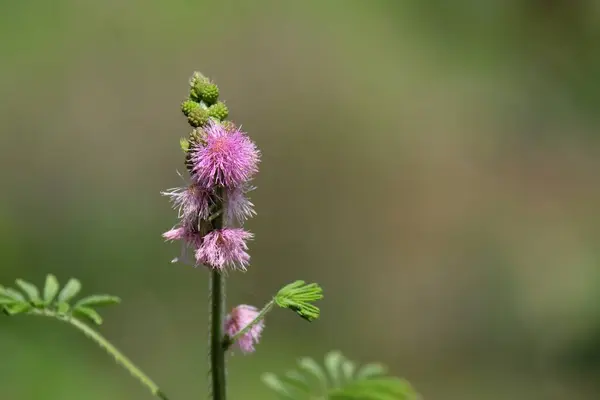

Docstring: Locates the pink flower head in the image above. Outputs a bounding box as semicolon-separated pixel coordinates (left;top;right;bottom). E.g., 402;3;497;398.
162;226;203;265
225;185;256;225
162;226;188;242
224;304;264;354
195;228;253;270
162;184;213;226
191;121;259;189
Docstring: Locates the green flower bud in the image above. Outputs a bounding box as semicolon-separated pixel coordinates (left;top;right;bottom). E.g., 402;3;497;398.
189;71;208;88
187;106;209;127
189;84;203;102
220;120;237;132
181;99;199;116
190;128;207;145
189;72;209;101
200;83;219;105
208;101;229;121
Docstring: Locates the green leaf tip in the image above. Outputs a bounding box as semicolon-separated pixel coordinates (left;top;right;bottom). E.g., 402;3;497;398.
263;351;420;400
75;294;121;308
58;278;82;303
75;306;103;325
43;274;60;305
275;280;323;322
0;286;25;302
15;279;40;304
1;275;122;329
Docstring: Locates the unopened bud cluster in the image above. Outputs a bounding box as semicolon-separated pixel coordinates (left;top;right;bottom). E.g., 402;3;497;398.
180;73;229;131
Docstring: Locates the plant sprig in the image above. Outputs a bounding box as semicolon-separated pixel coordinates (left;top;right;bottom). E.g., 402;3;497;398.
275;280;323;322
223;281;323;352
1;274;120;325
1;274;169;400
263;351;420;400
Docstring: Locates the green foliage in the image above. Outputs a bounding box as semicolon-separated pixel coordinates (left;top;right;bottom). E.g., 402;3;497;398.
57;278;81;303
16;279;41;305
262;351;420;400
180;137;190;152
275;280;323;322
0;274;120;325
43;274;59;305
74;306;103;325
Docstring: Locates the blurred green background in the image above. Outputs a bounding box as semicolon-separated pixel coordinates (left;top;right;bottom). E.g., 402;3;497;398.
1;1;600;399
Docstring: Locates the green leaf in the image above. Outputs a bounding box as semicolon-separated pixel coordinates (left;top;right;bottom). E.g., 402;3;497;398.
0;286;25;302
275;280;323;322
43;274;60;305
283;370;311;393
0;297;19;305
4;302;31;315
263;352;420;400
330;377;419;400
74;307;102;325
263;371;312;399
325;351;344;388
57;278;81;303
180;137;190;152
279;280;305;293
342;359;356;382
15;279;40;303
298;357;328;391
356;363;387;380
74;295;121;309
261;373;295;399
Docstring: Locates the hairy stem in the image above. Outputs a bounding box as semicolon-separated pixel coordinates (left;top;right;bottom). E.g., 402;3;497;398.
210;270;227;400
209;195;226;400
30;309;170;400
222;299;274;351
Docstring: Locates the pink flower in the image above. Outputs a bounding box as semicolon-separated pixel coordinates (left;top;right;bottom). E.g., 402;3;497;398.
224;305;264;354
162;184;213;226
191;121;260;189
162;227;187;242
225;185;256;224
195;228;253;270
162;226;203;265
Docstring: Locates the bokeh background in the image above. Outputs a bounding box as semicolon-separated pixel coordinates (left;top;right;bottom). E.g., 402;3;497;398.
1;1;600;399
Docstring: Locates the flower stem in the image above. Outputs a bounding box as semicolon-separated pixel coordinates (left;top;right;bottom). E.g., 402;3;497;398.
222;299;275;351
209;269;227;400
209;193;227;400
30;309;170;400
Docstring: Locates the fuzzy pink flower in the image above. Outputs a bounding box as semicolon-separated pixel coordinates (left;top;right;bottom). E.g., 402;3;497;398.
191;121;259;189
195;228;253;270
162;184;213;226
225;185;256;224
162;226;203;265
162;227;187;242
224;305;264;354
